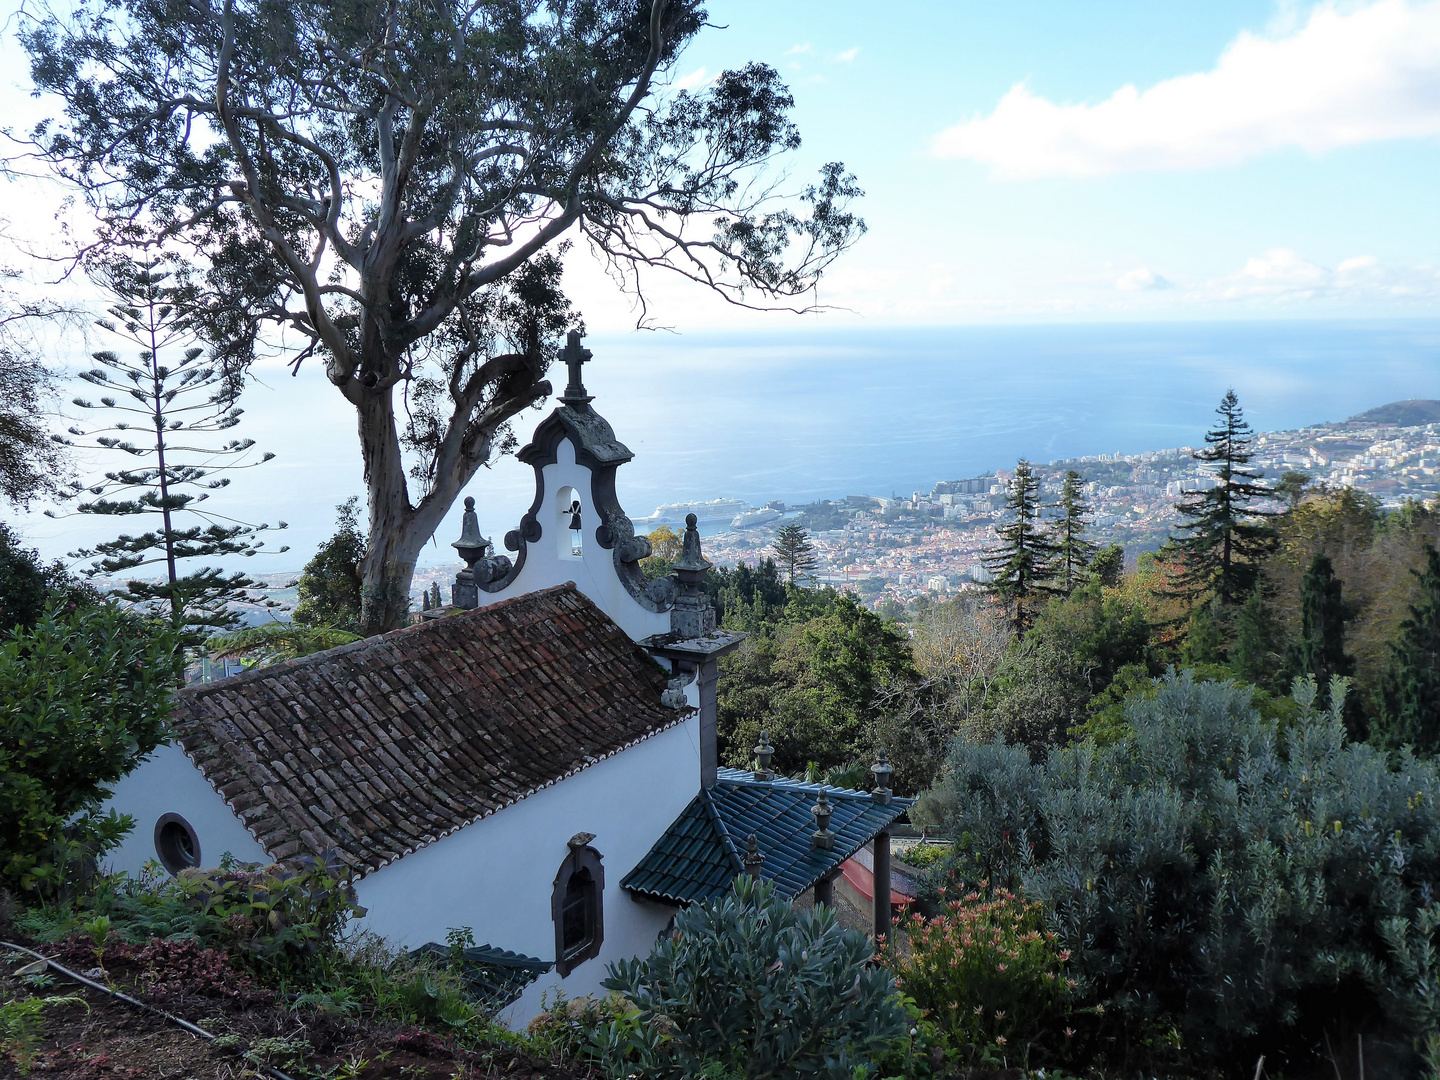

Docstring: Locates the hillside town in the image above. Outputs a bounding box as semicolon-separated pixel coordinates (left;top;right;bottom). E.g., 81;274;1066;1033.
409;406;1440;614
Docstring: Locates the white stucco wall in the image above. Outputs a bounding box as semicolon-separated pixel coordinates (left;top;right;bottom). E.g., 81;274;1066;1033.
101;742;270;877
356;713;701;1027
482;437;670;642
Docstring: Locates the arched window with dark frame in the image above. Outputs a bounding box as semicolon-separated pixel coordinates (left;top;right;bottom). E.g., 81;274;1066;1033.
552;833;604;976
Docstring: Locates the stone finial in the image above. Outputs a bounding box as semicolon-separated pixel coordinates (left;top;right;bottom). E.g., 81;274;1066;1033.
559;330;594;409
753;731;775;782
669;514;716;639
743;832;764;878
452;497;486;557
452;496;491;609
871;748;893;805
673;513;712;574
811;788;835;851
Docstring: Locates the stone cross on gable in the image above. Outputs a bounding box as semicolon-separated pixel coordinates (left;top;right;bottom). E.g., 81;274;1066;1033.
560;330;593;408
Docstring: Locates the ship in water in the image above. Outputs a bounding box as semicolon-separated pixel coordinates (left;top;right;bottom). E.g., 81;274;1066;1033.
633;497;750;525
730;507;782;528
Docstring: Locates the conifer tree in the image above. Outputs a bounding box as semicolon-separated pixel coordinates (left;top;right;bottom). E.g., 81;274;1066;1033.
982;459;1058;632
1050;469;1097;595
1169;390;1277;607
1372;545;1440;753
1229;586;1281;689
51;256;287;645
772;523;820;587
1281;553;1355;711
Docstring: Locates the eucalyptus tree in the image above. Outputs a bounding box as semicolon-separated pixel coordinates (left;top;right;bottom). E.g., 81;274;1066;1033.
0;266;74;509
20;0;866;633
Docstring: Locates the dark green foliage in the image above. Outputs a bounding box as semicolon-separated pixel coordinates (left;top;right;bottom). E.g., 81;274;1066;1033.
0;524;96;633
794;500;847;532
771;522;819;586
292;497;365;633
708;556;789;629
1280;553;1355;714
1168;389;1277;607
1180;598;1225;666
1275;469;1312;509
1372;544;1440;753
0;342;69;510
600;875;905;1080
717;589;917;780
1228;586;1282;690
921;671;1440;1073
971;582;1155;755
54;257;286;646
982;459;1058;632
0;602;178;895
1088;542;1124;589
1050;469;1096;595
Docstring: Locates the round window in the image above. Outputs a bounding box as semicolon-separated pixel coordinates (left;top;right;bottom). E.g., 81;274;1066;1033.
154;813;201;874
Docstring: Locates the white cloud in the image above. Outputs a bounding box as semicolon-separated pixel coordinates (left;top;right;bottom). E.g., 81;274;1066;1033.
934;0;1440;177
673;66;711;91
1205;248;1440;303
1337;254;1380;273
1116;267;1173;291
833;47;860;63
784;42;813;56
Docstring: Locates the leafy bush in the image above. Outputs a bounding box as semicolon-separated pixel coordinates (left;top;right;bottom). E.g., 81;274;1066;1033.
0;602;177;895
168;854;365;974
920;669;1440;1072
884;882;1071;1068
19;854;364;982
895;843;949;870
601;875;906;1079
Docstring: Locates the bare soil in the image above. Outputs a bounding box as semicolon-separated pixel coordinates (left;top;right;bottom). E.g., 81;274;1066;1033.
2;937;592;1079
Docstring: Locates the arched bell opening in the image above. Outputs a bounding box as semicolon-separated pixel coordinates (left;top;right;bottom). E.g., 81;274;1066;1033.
556;486;583;559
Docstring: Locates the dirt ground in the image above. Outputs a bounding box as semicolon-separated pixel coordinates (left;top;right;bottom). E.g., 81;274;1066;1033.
1;937;592;1080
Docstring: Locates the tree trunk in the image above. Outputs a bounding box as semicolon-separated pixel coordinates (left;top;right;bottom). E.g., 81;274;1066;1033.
354;383;423;635
349;377;503;636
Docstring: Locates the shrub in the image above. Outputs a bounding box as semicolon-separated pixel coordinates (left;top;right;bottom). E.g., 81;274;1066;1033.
920;669;1440;1072
601;875;907;1079
161;854;365;976
20;854;364;982
884;882;1071;1068
895;843;949;870
0;603;177;896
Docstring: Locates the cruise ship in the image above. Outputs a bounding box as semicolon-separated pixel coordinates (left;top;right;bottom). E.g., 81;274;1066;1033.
633;498;750;525
730;507;782;528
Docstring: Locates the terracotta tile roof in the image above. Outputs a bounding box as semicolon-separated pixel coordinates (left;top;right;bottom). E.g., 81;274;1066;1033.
621;768;911;905
170;585;688;874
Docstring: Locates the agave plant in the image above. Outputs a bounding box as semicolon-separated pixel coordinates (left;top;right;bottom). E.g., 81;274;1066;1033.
204;622;361;669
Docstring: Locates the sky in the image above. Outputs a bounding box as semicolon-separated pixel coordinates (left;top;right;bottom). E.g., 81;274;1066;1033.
551;0;1440;328
2;0;1438;570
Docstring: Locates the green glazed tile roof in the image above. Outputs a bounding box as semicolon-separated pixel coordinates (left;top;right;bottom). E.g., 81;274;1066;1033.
621;767;911;905
411;942;552;1009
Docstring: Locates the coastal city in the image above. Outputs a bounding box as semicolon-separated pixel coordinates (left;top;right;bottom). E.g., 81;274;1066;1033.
625;402;1440;612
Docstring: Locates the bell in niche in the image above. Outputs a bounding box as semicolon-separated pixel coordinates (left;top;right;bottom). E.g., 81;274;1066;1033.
568;499;583;554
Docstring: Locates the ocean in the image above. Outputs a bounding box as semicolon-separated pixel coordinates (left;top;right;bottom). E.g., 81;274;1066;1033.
14;319;1440;572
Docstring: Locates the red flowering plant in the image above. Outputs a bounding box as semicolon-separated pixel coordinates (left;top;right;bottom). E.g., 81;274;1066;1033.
880;880;1074;1069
